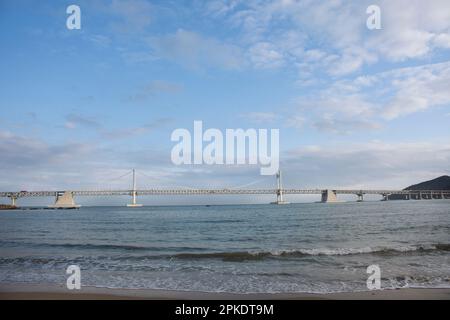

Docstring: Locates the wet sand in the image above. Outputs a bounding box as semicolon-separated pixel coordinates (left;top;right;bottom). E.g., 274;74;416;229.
0;283;449;300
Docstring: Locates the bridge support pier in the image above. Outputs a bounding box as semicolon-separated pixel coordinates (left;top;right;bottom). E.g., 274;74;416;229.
49;191;80;209
321;190;338;203
356;193;364;202
127;191;143;207
271;170;289;204
127;169;143;207
10;196;17;207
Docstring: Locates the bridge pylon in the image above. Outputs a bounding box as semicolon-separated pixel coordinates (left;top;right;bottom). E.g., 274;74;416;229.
127;169;143;207
271;170;290;205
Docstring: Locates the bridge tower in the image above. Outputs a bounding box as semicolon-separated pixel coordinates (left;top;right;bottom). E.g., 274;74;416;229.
271;170;290;205
127;169;143;207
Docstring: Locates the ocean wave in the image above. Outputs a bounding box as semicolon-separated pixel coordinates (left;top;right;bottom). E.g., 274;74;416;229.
1;243;448;264
0;241;208;252
11;242;449;257
170;243;450;261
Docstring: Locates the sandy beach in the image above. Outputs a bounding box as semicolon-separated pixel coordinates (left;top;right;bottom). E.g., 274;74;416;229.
0;283;449;300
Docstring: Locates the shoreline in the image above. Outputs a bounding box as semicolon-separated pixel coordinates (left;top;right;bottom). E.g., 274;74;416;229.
1;283;449;300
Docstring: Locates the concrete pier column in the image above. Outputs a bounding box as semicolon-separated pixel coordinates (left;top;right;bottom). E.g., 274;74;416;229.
271;170;289;204
49;191;80;209
127;190;143;207
321;189;338;203
10;196;17;206
127;169;143;207
357;193;364;202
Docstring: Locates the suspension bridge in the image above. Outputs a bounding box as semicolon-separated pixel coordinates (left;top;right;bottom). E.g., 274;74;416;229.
1;170;449;208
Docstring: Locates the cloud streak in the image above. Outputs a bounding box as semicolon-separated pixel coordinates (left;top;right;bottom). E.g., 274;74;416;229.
149;29;246;71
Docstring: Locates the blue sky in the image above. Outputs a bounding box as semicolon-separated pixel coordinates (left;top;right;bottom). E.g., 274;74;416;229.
1;0;450;205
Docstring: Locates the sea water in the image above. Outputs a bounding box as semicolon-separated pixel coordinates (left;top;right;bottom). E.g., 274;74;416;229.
0;201;449;293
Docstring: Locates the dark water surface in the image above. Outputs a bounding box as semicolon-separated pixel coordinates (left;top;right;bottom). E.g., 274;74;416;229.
0;201;449;293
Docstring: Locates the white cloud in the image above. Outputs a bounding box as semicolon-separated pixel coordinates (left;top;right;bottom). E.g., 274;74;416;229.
367;0;450;61
312;115;381;135
285;115;305;129
149;29;246;71
204;0;450;77
371;29;434;62
128;80;183;101
378;62;450;119
101;118;172;140
109;0;153;32
87;34;111;47
105;1;450;80
304;49;327;62
0;130;173;192
433;33;450;49
293;61;450;131
284;141;450;189
240;112;279;123
64;114;101;130
248;42;285;69
328;47;378;76
120;51;157;65
204;0;241;18
291;86;379;134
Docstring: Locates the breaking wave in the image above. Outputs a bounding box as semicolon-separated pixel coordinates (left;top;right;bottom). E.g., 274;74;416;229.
1;242;448;264
171;243;450;261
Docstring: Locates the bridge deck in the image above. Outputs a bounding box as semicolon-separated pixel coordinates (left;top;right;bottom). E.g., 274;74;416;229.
1;189;449;198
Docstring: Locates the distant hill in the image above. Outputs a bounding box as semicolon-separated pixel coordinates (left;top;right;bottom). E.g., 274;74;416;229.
388;175;450;200
404;175;450;191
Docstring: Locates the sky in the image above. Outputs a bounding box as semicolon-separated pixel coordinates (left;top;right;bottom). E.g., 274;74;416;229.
0;0;450;205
